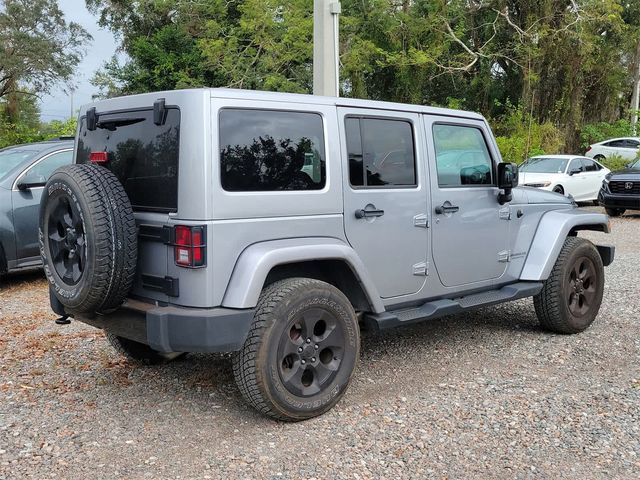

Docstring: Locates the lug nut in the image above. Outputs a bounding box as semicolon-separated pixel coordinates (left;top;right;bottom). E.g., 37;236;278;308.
306;338;311;344
311;357;316;363
301;359;306;365
314;344;319;350
298;347;303;353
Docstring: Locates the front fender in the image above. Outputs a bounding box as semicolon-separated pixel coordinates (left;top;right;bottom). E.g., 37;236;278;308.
221;237;385;313
520;209;610;281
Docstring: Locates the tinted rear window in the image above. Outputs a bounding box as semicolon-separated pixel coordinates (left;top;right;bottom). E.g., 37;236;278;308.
77;108;180;212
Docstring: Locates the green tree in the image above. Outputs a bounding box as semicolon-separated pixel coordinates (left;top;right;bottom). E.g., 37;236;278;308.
0;0;91;116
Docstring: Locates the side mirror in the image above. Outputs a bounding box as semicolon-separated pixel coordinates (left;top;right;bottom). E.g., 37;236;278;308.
568;168;581;176
17;173;46;191
497;162;518;205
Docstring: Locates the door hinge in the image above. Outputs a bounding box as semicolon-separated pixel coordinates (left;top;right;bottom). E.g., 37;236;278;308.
498;250;511;263
499;207;511;220
413;261;428;276
413;213;429;228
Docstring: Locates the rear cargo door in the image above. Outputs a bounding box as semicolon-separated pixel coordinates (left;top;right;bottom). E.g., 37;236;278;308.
76;107;181;303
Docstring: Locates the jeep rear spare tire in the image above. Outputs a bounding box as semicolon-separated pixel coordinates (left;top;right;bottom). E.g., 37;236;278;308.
40;164;137;314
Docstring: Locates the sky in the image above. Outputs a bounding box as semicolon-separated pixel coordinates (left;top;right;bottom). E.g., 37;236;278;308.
38;0;119;121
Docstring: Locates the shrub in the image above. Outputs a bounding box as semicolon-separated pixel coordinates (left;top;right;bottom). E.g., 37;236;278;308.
579;120;633;151
599;154;633;172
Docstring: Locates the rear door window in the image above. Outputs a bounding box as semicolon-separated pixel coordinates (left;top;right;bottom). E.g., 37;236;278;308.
77;108;180;212
345;117;416;187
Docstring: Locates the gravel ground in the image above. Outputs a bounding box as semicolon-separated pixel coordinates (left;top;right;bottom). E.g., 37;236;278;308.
1;208;639;479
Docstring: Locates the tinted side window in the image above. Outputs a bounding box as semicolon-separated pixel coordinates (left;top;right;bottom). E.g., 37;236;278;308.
568;159;584;172
433;124;493;186
26;150;73;180
581;159;598;172
77;108;180;212
346;117;416;187
606;140;626;148
220;109;325;192
625;139;639;148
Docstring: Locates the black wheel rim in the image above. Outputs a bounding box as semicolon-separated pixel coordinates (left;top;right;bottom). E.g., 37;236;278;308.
277;307;345;397
565;256;597;318
47;194;86;286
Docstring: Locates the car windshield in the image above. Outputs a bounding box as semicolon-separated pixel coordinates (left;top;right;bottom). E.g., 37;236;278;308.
0;147;41;180
519;157;568;173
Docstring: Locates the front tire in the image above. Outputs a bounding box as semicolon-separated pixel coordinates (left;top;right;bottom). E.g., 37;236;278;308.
553;185;565;195
605;207;625;217
233;278;360;421
534;237;604;334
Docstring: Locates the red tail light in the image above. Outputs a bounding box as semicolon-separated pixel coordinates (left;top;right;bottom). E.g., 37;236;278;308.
585;146;592;153
89;151;109;164
174;225;206;268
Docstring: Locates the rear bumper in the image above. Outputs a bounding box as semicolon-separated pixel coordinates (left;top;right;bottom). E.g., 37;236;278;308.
72;299;255;353
598;189;640;210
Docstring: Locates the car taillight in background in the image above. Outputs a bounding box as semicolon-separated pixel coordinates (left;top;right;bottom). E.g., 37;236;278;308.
585;146;592;153
174;225;206;268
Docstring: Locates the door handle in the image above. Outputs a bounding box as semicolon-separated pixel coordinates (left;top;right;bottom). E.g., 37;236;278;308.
355;207;385;219
435;203;460;214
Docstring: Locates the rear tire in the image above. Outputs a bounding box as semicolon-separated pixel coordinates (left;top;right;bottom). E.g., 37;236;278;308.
40;164;137;314
534;237;604;334
233;278;360;421
605;207;625;217
106;333;183;365
593;154;606;162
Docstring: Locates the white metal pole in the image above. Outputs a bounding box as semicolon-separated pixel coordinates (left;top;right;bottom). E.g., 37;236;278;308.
313;0;341;97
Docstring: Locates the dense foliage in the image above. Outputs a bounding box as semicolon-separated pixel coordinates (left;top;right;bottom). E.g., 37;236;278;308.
0;95;76;148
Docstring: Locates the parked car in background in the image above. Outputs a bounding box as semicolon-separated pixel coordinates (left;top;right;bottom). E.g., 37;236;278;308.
518;155;609;202
585;137;640;162
0;138;74;277
598;158;640;216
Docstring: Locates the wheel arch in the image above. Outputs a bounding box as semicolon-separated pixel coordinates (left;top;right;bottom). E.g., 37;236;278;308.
520;209;610;281
221;238;385;313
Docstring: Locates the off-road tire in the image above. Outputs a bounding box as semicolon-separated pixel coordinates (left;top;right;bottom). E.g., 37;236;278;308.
40;164;137;314
233;278;360;421
534;237;604;334
106;333;183;365
605;207;625;217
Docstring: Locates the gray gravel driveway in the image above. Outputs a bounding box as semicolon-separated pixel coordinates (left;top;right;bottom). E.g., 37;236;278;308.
1;208;638;479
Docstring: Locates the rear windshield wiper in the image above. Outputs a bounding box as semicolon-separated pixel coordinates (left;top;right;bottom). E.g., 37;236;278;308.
96;117;145;131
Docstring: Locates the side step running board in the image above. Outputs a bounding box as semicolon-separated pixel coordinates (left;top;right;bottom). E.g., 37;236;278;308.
364;282;543;330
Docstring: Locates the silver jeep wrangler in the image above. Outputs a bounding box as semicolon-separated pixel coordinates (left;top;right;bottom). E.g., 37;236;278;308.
40;89;614;421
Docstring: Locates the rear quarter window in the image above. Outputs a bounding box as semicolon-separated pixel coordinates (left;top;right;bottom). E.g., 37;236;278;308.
219;109;326;192
76;108;180;212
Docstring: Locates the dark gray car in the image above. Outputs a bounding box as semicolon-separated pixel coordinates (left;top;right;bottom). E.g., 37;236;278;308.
0;139;74;276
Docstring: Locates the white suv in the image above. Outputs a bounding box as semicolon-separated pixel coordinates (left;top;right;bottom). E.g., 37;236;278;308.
585;137;640;162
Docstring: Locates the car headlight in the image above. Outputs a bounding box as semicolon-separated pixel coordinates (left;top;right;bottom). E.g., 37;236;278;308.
603;173;611;184
523;181;552;188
